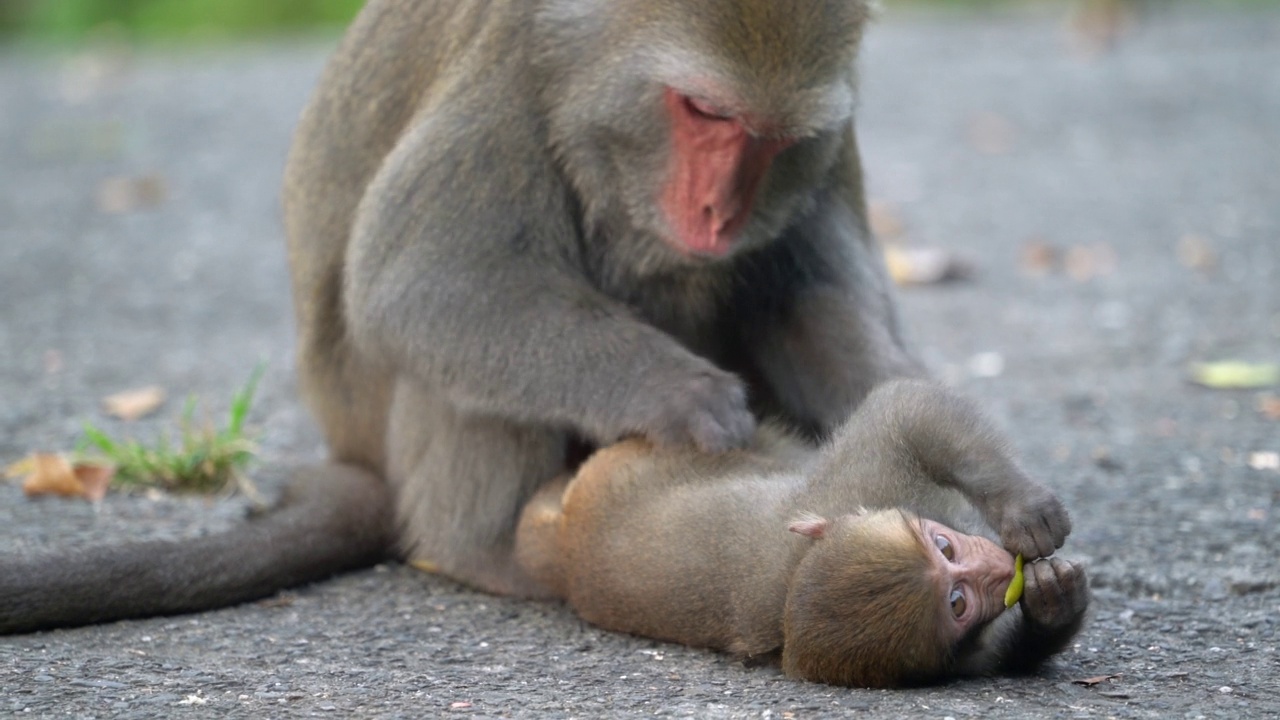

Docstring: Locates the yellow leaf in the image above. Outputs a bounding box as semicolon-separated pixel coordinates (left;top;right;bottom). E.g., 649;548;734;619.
883;246;971;286
4;456;37;480
409;559;440;573
1190;362;1280;390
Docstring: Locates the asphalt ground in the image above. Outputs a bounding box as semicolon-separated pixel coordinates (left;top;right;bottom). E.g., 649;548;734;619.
1;4;1278;718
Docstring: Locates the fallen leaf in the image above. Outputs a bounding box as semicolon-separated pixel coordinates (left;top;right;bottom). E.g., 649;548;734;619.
102;385;166;421
74;462;115;502
1020;239;1059;276
967;111;1017;156
1073;673;1121;687
410;559;441;573
1190;361;1280;390
1176;234;1216;271
14;453;115;501
4;456;37;480
1248;452;1280;471
44;349;64;375
868;200;906;242
1067;0;1134;57
257;593;297;609
1091;446;1123;472
21;454;85;498
1256;394;1280;420
96;174;167;214
884;246;973;286
1065;243;1118;282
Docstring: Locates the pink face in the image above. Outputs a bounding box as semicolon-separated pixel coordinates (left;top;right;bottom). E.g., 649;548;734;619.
659;88;796;258
918;519;1017;640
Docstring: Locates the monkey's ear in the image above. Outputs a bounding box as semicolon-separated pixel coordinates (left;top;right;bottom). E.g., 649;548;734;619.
788;514;830;540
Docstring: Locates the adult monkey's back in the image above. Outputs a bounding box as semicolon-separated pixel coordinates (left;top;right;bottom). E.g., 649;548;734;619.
5;0;982;632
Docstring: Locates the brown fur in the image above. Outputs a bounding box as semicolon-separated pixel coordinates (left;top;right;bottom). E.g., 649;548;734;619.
781;512;949;687
2;2;1079;639
517;380;1090;688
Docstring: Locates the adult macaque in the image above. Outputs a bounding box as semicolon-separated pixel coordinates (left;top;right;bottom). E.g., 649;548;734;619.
2;0;1054;634
516;381;1090;687
287;0;912;599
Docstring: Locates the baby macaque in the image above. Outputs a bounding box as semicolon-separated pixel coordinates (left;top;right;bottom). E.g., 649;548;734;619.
516;380;1089;687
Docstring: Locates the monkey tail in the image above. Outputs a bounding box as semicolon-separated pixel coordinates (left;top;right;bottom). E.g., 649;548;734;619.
0;464;392;635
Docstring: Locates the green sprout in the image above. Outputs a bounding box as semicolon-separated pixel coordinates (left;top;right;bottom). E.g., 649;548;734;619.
78;366;264;497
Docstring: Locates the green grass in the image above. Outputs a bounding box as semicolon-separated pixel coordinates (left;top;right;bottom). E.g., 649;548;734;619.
2;0;1277;40
78;367;263;496
0;0;364;40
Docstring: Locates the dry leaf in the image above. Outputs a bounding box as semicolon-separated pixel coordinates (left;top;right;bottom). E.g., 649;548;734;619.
14;453;115;501
21;454;85;498
410;558;441;573
257;594;297;609
868;199;906;242
1190;362;1280;390
1176;234;1216;271
102;385;166;421
1073;673;1121;687
1257;394;1280;421
1067;0;1133;57
96;174;167;214
44;349;64;375
74;462;116;502
884;246;973;286
967;112;1017;156
4;456;37;480
1020;239;1059;277
1065;243;1118;282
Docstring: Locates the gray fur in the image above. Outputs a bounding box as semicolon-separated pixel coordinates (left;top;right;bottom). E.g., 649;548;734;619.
0;0;1062;633
287;0;900;594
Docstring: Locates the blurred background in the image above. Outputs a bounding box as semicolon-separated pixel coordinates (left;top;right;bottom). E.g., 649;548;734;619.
0;0;1272;42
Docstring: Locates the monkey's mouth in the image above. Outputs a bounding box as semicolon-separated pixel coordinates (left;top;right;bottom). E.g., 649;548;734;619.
675;208;749;259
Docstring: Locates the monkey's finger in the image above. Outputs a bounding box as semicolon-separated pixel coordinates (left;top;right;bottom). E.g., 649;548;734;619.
692;410;756;454
1000;490;1071;560
1002;520;1057;560
1043;559;1090;621
1035;512;1062;557
1021;559;1069;622
1024;558;1090;627
1061;561;1091;614
699;407;755;453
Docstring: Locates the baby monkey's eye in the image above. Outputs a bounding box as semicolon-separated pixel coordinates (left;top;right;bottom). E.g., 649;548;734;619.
934;535;955;561
949;588;968;618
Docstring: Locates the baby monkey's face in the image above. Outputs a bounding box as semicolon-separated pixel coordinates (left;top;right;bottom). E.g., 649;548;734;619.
918;519;1017;641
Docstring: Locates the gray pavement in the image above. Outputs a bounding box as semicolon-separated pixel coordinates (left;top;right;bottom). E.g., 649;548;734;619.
2;4;1279;718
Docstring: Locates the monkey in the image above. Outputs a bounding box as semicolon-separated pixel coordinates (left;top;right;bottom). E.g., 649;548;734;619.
1;0;1057;633
284;0;913;598
516;380;1089;687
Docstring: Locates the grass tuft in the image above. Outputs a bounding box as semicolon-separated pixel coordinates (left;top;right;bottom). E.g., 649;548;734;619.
78;366;264;496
